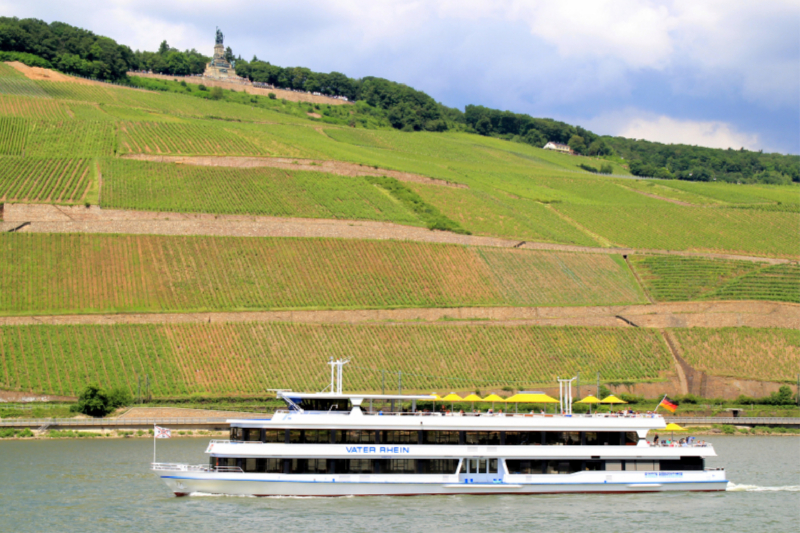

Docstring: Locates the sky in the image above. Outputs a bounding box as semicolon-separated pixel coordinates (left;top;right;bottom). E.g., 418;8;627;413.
4;0;799;154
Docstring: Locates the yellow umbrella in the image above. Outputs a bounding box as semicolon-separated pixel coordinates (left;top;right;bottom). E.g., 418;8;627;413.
440;392;462;411
599;395;627;404
662;422;686;442
482;393;506;410
575;395;601;414
599;394;627;413
461;394;483;402
505;392;558;413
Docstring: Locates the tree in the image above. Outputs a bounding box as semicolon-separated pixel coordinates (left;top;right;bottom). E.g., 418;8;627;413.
599;163;613;174
157;40;169;55
224;46;234;64
71;383;112;417
209;86;223;100
568;135;586;155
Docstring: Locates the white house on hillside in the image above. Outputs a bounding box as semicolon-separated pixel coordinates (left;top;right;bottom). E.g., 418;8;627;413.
543;142;572;153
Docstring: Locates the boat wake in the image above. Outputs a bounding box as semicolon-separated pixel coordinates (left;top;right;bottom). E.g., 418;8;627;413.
726;482;800;492
188;492;354;499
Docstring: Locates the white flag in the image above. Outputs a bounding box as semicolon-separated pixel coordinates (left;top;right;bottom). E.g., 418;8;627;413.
155;426;171;439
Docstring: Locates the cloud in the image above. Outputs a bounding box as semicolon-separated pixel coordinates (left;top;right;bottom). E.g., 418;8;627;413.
590;111;762;150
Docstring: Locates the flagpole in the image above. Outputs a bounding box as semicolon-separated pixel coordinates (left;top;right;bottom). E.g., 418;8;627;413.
153;424;156;464
654;393;667;414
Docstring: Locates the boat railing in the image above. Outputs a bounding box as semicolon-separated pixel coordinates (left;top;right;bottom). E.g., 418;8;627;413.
151;462;244;473
273;409;664;419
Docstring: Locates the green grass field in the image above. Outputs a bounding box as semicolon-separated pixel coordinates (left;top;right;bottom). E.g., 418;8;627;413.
0;323;673;396
0;233;647;315
629;255;800;303
670;328;800;383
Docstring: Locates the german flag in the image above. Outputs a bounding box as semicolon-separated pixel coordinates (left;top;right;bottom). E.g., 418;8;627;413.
659;396;678;413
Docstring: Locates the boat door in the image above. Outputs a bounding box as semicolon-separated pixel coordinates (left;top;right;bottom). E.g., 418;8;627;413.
458;458;501;484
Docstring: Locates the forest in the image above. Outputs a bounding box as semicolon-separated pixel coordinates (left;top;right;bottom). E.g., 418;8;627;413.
0;16;797;184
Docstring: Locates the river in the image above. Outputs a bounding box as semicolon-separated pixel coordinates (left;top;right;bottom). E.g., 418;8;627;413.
1;436;797;532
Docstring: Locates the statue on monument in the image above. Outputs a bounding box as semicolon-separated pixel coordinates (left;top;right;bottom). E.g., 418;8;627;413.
216;27;224;45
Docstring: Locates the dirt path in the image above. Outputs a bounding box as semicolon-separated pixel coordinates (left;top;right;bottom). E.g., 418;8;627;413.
1;302;796;329
5;204;792;264
122;154;467;188
625;188;696;206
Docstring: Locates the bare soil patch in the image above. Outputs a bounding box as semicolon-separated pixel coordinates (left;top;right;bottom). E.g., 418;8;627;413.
628;188;696;207
1;302;796;330
122;154;467;188
306;112;322;118
7;61;102;86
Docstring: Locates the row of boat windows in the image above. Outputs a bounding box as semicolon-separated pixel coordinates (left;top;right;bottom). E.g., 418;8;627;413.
214;457;463;475
212;457;704;475
230;428;640;446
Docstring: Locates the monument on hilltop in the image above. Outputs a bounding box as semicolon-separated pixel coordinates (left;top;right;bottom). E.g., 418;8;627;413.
203;27;245;81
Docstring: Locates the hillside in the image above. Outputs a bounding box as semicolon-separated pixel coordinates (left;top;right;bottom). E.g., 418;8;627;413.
0;59;797;401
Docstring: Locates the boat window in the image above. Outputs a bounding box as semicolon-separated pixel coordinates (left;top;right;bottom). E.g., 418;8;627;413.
478;459;487;473
338;430;377;444
506;460;544;475
630;460;658;471
584;460;603;471
422;431;460;445
459;460;467;474
504;431;543;445
382;430;417;445
263;429;284;443
469;459;479;473
302;430;327;444
288;430;303;444
585;431;622;446
244;458;258;472
625;432;639;445
546;460;583;474
489;459;498;474
230;427;243;441
465;431;501;445
245;429;261;442
377;459;416;474
419;459;460;474
605;460;623;471
661;457;704;471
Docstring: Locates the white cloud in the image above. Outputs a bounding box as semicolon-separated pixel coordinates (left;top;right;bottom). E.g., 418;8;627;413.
592;112;762;150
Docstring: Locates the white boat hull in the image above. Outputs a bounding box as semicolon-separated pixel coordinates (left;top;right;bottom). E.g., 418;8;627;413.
156;470;728;497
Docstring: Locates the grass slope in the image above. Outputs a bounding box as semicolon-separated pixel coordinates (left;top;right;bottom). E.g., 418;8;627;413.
630;255;800;303
0;323;673;396
670;328;800;383
0;233;647;315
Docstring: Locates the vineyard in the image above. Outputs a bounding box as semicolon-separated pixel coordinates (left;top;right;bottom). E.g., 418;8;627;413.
0;116;28;155
407;183;599;246
0;94;71;120
100;159;424;224
0;157;92;203
670;328;800;382
26;120;116;157
0;323;674;397
629;255;800;303
118;121;267;156
554;203;799;258
0;233;646;315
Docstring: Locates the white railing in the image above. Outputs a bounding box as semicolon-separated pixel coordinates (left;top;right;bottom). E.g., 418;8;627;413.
151;462;243;473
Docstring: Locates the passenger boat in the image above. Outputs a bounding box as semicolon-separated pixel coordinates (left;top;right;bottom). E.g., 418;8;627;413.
152;361;727;496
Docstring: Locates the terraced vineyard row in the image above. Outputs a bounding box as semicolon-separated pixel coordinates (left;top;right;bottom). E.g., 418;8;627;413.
101;159;423;224
0;233;646;315
629;256;800;303
0;116;28;155
555;204;799;258
0;94;71;120
0;323;674;396
0;157;91;203
671;328;800;383
26;120;116;157
118;121;267;156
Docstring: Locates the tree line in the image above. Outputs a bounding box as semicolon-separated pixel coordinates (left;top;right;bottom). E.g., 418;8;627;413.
1;17;796;184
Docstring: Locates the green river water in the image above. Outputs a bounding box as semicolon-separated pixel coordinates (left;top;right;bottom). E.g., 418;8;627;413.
1;436;797;532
